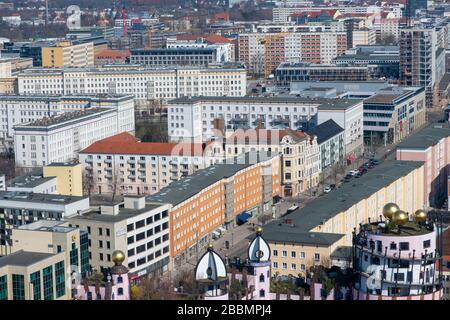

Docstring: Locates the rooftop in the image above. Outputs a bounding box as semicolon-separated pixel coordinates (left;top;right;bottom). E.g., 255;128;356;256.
226;128;308;144
263;228;344;246
147;152;278;206
45;161;80;167
17;220;77;233
80;132;208;156
358;220;434;237
305;119;344;144
263;161;424;242
168;96;362;110
0;191;87;205
397;123;450;150
8;168;55;189
0;250;55;268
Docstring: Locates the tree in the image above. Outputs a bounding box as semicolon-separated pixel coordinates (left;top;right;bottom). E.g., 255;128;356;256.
132;274;175;300
82;168;96;199
110;165;123;202
250;52;265;78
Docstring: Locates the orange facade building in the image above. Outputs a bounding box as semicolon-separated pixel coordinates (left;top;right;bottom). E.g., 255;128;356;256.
147;153;281;258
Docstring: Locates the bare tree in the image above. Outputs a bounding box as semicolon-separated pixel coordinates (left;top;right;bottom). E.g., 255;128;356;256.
250;52;265;78
82;168;96;199
110;165;123;203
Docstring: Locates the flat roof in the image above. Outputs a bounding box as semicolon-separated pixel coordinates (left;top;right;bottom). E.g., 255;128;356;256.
147;152;277;207
18;220;77;233
396;123;450;150
8;168;55;189
45;161;80;167
263;161;424;243
0;191;87;205
264;228;344;246
70;203;165;223
168;96;362;110
0;250;56;268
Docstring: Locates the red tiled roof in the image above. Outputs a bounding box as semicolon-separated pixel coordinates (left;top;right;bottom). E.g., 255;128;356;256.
176;34;233;44
80;132;206;156
95;49;131;59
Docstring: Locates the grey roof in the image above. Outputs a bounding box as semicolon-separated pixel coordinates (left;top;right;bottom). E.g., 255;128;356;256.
45;161;80;167
396;123;450;150
0;191;87;205
330;246;353;259
263;228;344;246
69;203;165;224
147;152;278;207
306;119;344;144
168;96;362;110
0;250;55;268
8;168;55;189
263;161;424;244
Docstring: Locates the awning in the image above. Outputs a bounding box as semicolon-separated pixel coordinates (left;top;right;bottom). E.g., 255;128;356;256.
236;212;251;223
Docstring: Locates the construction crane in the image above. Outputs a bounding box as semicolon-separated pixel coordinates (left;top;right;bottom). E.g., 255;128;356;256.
121;0;127;35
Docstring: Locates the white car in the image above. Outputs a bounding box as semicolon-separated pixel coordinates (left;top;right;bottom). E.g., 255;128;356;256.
324;186;332;193
348;170;359;176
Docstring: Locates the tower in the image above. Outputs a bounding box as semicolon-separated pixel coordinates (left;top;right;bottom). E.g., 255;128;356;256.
248;226;271;300
110;250;130;300
195;244;229;300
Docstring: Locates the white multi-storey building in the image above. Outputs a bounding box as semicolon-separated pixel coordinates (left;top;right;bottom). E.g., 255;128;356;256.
17;65;247;103
167;96;363;157
13;95;135;168
0;94;134;148
78;132;224;195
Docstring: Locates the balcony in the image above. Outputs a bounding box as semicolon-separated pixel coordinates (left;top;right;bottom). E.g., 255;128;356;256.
138;159;146;165
127;168;136;172
127;159;136;164
170;167;178;173
170;175;178;181
138;174;146;179
104;158;112;164
138;167;146;172
128;174;136;179
105;173;112;179
180;167;189;173
85;158;93;163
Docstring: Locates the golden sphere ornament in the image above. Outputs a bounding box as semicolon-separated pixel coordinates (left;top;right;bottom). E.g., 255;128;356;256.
383;203;400;220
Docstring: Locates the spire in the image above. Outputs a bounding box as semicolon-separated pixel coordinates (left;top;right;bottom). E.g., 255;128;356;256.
248;227;271;263
195;244;227;283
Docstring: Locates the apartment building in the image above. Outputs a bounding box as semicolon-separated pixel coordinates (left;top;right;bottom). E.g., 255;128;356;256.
13;95;135;168
165;38;234;63
352;28;376;47
0;94;134;148
79;132;224;195
363;86;426;145
17;65;247;103
0;191;90;255
42;40;94;68
224;129;320;196
0;250;70;300
147;152;282;259
42;162;83;197
238;30;347;76
396;123;450;207
275;62;369;86
67;197;172;278
167;96;362;148
306;119;345;171
400;22;448;107
264;160;425;276
11;220;89;278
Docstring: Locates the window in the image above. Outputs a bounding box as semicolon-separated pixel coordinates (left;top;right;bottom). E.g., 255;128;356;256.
99;240;103;248
399;242;409;251
106;229;110;237
282;250;287;257
30;272;41;300
100;253;104;261
301;264;306;271
273;262;278;268
136;232;145;241
291;251;296;258
314;253;320;262
117;276;123;284
291;263;296;270
259;289;265;298
301;252;305;259
273;250;278;257
98;228;103;236
135;220;145;229
118;288;124;296
43;266;53;300
127;224;134;232
55;261;65;298
394;273;405;282
128;248;135;257
390;242;397;250
282;263;287;270
259;274;265;282
423;240;431;248
12;274;25;300
127;236;134;244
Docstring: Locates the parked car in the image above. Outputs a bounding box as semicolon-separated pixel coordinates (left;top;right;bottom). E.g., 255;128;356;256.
212;230;221;240
354;172;363;178
348;170;359;176
324;186;332;193
287;205;299;213
369;159;380;165
330;184;336;190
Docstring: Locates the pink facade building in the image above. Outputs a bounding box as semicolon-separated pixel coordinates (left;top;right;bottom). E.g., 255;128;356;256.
396;124;450;207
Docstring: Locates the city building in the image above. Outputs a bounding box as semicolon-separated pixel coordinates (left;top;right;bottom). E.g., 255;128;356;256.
42;162;83;197
275;62;369;86
353;204;443;299
13;95;135;168
334;45;400;79
0;250;70;300
263;161;425;276
396;123;450;207
363;86;426;146
7;168;57;194
0;191;89;255
10;220;89;278
238;30;347;76
400;23;447;107
167;96;363;159
67;196;172;278
305;119;345;171
352;28;376;47
224;129;320;196
147;152;282;261
94;49;130;65
74;250;130;300
17;64;247;104
41;40;94;68
79;132;223;195
130;46;230;67
166;38;234;63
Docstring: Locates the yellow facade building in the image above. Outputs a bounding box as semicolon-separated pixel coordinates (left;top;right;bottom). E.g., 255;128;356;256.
43;162;83;197
264;160;425;277
42;41;94;68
